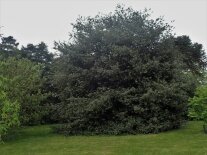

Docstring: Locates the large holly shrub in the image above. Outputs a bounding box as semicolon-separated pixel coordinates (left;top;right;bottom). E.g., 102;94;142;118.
50;5;203;135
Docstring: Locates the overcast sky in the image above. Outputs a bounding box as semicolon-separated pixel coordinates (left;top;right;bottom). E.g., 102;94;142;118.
0;0;207;51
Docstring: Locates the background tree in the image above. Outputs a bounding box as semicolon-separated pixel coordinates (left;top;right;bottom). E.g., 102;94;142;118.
51;5;205;135
21;42;53;64
0;35;54;64
0;36;21;60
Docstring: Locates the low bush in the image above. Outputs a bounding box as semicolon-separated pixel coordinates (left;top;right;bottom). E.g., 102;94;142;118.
188;85;207;133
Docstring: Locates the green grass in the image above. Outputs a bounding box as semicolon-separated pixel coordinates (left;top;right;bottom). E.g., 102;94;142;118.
0;121;207;155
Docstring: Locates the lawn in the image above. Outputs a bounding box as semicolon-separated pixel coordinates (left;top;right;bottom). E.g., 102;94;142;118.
0;121;207;155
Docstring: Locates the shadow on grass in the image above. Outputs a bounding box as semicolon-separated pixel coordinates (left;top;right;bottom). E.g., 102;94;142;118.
2;121;206;143
3;124;58;143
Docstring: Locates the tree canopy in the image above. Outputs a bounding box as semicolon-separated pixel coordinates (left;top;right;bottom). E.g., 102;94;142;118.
0;5;206;136
51;5;205;135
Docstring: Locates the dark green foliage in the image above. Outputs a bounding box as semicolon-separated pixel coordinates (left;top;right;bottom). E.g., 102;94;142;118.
174;35;206;75
51;5;203;135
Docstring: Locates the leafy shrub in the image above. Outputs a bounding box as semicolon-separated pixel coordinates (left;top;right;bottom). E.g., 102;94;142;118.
0;58;48;125
0;77;20;141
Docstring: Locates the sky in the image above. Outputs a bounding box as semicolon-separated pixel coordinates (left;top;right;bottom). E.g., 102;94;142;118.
0;0;207;52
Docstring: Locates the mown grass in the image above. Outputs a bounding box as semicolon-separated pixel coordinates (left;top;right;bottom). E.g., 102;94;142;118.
0;121;207;155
